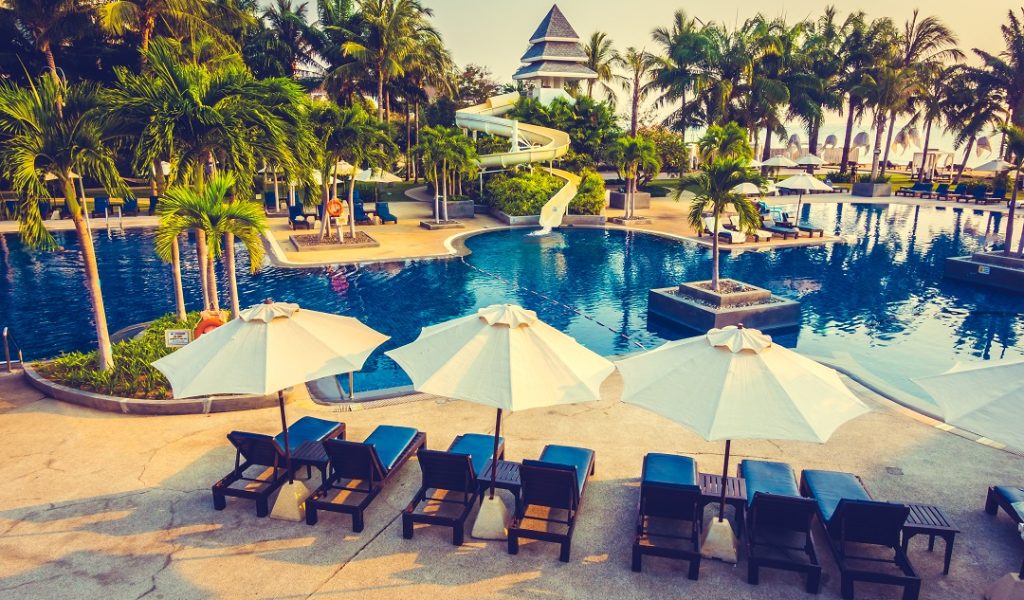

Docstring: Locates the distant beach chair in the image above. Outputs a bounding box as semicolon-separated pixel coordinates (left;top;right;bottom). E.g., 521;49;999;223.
632;453;703;579
922;183;948;199
987;187;1007;205
896;183;931;197
725;215;773;242
703;216;746;243
121;195;140;217
761;215;800;240
288;204;313;230
353;202;374;225
376;202;398;224
781;212;824;237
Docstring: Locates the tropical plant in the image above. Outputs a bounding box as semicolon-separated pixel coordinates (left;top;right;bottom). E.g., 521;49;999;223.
0;76;127;370
1001;124;1024;255
98;0;232;55
582;31;619;103
261;0;321;77
855;62;918;181
945;67;1004;183
569;169;606;215
486;169;562;217
677;123;761;291
415;125;476;221
1;0;93;84
973;9;1024;157
610;134;661;219
837;14;888;174
650;9;708;149
336;104;397;234
614;47;658;135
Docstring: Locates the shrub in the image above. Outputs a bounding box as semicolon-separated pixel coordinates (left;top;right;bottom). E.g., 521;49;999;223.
857;174;891;184
39;312;204;399
569;169;606;215
486;169;562;216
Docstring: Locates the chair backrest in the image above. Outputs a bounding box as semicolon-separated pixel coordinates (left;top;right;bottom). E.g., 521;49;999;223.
972;185;988;198
750;492;817;534
288;204;305;220
520;459;580;511
123;196;138;210
355;203;369;218
936;184;949;193
94;196;109;211
993;187;1007;198
831;499;909;547
640;482;701;521
417;449;476;493
378;202;392;215
227;431;284;468
324;438;386;483
149;196;159;215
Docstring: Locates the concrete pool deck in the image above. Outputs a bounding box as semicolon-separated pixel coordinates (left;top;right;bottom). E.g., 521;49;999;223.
0;369;1021;599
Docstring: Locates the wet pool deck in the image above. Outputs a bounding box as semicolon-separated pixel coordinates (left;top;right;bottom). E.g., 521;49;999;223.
0;370;1020;599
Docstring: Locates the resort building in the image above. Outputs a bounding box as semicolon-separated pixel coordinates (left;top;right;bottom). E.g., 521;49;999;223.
513;4;596;106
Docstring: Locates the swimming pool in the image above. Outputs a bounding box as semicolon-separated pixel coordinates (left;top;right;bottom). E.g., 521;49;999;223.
3;202;1022;406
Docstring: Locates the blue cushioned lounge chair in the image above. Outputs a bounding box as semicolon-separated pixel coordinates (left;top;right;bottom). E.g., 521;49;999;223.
211;416;344;517
288;203;313;230
985;485;1024;525
121;195;140;216
741;460;821;593
801;469;919;600
632;453;703;579
353;201;373;224
376;201;398;224
402;433;505;545
781;212;824;237
761;215;800;240
306;424;426;531
508;444;595;562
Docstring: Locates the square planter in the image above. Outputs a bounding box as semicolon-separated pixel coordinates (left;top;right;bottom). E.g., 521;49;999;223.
648;279;800;332
944;251;1024;292
852;183;892;197
490;209;540;226
433;199;475;220
609;191;651;210
562;214;606;226
419;220;464;230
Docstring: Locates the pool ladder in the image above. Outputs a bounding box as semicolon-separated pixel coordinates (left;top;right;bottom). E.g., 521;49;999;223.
3;327;23;372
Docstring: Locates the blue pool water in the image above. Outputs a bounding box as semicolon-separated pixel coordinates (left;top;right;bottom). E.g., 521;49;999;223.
2;202;1022;403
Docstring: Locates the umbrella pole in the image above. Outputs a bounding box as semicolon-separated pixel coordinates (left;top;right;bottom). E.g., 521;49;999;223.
348;372;355;401
489;408;502;499
718;439;731;521
278;390;293;484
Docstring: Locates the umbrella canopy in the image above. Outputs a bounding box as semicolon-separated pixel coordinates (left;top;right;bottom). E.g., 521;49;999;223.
913;359;1024;450
974;159;1013;173
761;155;798;168
355;168;402;183
823;134;838;148
730;182;762;196
617;326;868;443
747;158;763;168
777;174;833;193
795;154;825;166
386;304;614;411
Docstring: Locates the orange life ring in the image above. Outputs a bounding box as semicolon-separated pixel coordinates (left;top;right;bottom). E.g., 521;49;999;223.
326;199;344;218
194;315;225;338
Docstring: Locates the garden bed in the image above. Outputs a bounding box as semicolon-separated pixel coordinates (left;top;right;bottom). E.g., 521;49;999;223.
290;231;379;251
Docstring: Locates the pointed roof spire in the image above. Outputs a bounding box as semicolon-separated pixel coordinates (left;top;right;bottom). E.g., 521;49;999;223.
529;4;579;43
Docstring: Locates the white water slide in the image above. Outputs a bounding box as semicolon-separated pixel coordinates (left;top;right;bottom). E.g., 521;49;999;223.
455;92;579;234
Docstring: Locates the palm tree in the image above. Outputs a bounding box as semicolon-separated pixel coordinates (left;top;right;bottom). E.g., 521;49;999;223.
855;62;918;181
1001;124;1024;255
262;0;321;78
336;104;397;235
945;68;1003;184
156;173;268;315
650;10;707;154
414;125;475;222
0;76;127;370
582;31;619;103
614;47;657;136
677;123;760;291
837;14;888;174
611;134;660;219
98;0;230;55
1;0;93;85
791;8;852;162
973;9;1024;157
906;65;954;182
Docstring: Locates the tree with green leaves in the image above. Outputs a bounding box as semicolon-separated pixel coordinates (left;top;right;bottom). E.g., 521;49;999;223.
972;9;1024;158
99;0;234;56
610;134;660;219
650;9;708;153
582;31;619;104
414;125;476;222
262;0;321;77
1;0;93;85
614;47;657;135
677;122;761;291
945;67;1003;184
1000;124;1024;255
335;104;397;235
0;76;127;370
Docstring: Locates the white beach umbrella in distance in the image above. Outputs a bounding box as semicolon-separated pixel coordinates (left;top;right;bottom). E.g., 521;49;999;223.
386;303;615;538
762;155;799;168
777;173;833;219
730;182;761;196
747;158;763;168
356;168;402;183
795;154;826;166
913;359;1024;451
152;300;389;520
616;326;868;561
974;159;1013;173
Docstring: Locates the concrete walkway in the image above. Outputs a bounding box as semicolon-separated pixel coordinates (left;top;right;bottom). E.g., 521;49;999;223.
0;370;1020;599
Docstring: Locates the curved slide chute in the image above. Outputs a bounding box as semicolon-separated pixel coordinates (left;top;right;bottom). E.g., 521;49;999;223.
456;92;578;234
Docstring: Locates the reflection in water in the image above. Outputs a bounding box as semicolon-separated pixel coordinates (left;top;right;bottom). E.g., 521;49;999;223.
0;203;1021;396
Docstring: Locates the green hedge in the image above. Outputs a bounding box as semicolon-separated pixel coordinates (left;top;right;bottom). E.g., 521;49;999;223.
569;169;606;215
486;169;563;216
38;312;203;399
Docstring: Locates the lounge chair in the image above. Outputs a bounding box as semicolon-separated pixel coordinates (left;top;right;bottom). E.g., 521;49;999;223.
800;469;919;600
967;185;990;204
121;196;140;217
148;195;159;215
740;460;821;593
703;216;746;243
263;191;277;211
92;196;120;220
725;215;773;242
987;187;1008;205
922;183;949;199
508;444;595;562
936;184;963;201
985;485;1024;526
781;212;824;238
632;453;703;579
353;201;374;225
288;204;313;230
306;424;426;531
376;202;398;224
895;183;930;197
761;215;800;240
211;416;345;517
402;433;504;545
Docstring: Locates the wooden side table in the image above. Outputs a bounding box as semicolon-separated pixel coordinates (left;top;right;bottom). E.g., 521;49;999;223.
901;503;960;575
699;472;747;535
479;459;522;512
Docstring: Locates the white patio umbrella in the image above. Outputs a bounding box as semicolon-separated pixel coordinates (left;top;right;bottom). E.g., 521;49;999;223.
777;173;833;220
730;182;761;196
913;359;1024;451
355;168;402;183
974;159;1013;173
796;154;825;166
152;300;389;520
747;158;763;169
616;326;868;561
762;155;798;169
386;303;615;538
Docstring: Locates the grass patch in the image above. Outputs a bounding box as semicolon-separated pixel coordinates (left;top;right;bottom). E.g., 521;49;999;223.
38;312;203;399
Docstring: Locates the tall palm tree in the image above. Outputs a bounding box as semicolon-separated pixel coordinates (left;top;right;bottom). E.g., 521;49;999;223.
791;8;852;161
336;104;396;235
1000;124;1024;255
650;10;708;152
582;31;619;103
837;14;888;174
611;134;660;219
1;0;93;85
906;65;954;182
856;63;919;181
678;123;760;291
744;16;796;168
0;76;127;370
945;68;1003;184
415;125;444;223
98;0;230;55
262;0;322;78
614;47;657;135
973;9;1024;157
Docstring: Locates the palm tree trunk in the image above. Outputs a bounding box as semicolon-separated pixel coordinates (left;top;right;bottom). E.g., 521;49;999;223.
840;98;856;175
441;163;449;222
319;176;330;240
347;171;357;238
195;231;211;310
870;119;885;181
918;119;933;182
224;235;240;318
414;101;421;182
432;166;439;223
207;253;220;312
587;80;594;98
880;112;896;177
405;109;412;181
761;127;773;177
141;14;155;54
67;178;113;371
679;94;688;173
807;121;819;174
710;213;720;291
631;89;640;136
41;43;63;117
1007;167;1020;256
171;236;186;322
955;137;975;184
376;68;385;121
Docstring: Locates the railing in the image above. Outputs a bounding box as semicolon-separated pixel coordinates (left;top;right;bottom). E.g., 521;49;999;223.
3;327;24;372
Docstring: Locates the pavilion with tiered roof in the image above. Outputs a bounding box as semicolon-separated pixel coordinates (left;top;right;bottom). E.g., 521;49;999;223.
513;4;596;105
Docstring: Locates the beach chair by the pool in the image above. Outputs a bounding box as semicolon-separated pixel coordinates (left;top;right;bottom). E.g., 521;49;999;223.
937;184;963;201
987;187;1008;205
741;460;821;593
922;183;948;199
307;424;426;531
761;215;800;240
781;213;824;238
968;185;991;204
288;204;314;230
121;196;140;216
211;416;345;517
402;433;504;545
896;183;930;197
985;485;1024;525
508;444;595;562
376;202;398;224
726;215;773;242
353;201;374;225
92;196;121;220
632;453;703;579
703;217;746;243
800;469;919;600
148;195;159;215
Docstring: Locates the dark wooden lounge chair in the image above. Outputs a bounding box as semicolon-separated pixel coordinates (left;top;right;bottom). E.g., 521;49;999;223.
985;486;1024;526
632;453;703;579
987;187;1008;205
922;183;948;199
508;444;595;562
288;204;314;229
402;433;504;545
801;469;919;600
896;183;930;197
741;460;821;593
782;213;824;237
936;184;963;201
306;424;426;531
376;201;398;224
121;196;140;216
761;216;800;240
211;416;344;517
967;185;991;204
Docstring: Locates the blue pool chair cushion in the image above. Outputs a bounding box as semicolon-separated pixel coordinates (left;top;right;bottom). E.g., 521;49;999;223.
364;425;419;472
802;469;871;523
449;433;503;479
273;416;341;453
537;444;594;494
995;486;1024;520
642;453;698;488
741;460;800;505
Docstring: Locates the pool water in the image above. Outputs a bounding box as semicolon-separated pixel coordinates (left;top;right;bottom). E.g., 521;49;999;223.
3;203;1022;405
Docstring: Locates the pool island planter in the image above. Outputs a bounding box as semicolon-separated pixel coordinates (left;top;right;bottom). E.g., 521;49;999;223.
433;200;475;220
23;364;293;415
419;220;465;230
648;280;800;332
609;191;651;210
945;252;1024;292
852;183;893;197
